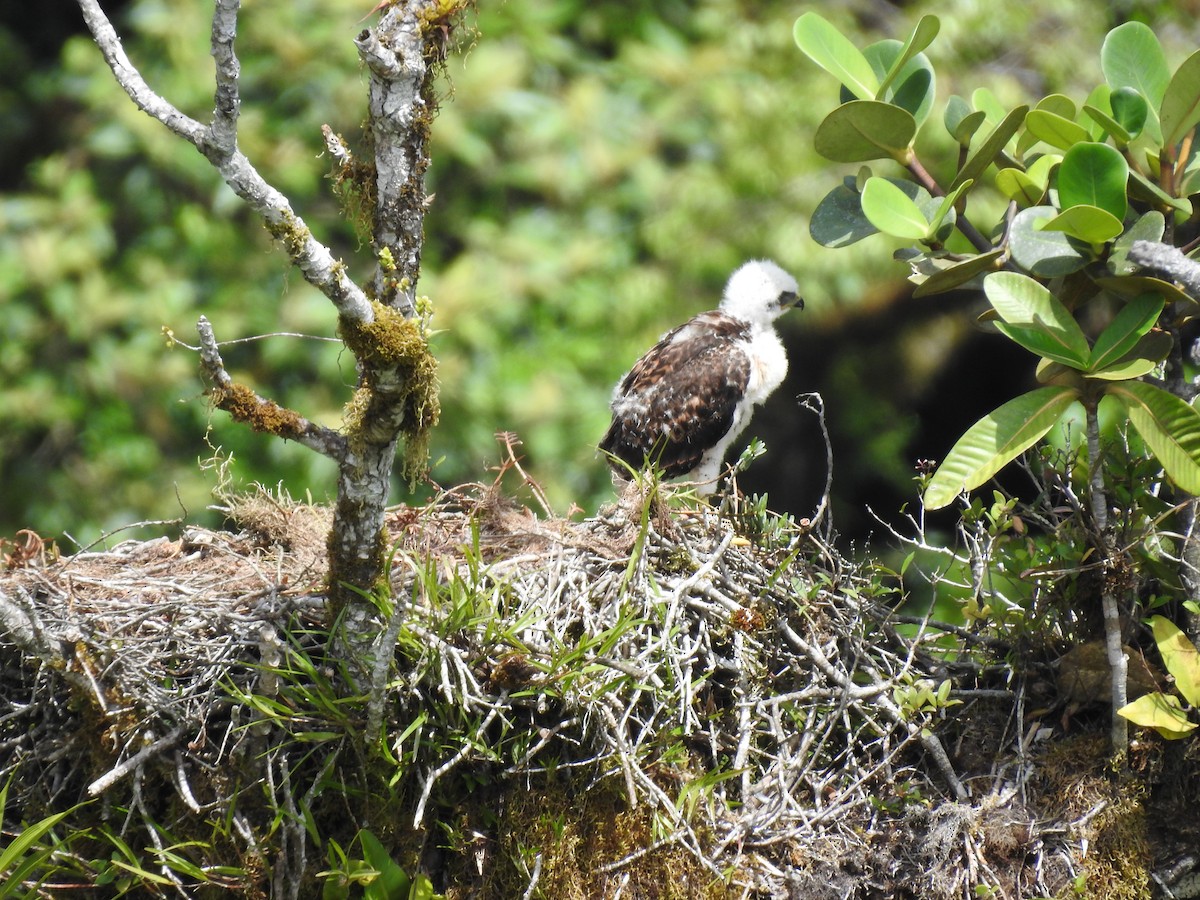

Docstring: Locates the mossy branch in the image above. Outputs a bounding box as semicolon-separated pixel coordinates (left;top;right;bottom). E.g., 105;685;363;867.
196;316;347;461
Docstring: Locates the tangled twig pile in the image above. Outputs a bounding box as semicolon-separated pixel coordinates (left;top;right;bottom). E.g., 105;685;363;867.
0;488;1089;898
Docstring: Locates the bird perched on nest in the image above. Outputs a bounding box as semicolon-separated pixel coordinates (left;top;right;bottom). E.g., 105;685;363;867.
599;259;802;495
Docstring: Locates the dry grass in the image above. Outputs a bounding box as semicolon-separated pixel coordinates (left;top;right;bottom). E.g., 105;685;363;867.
0;481;1148;898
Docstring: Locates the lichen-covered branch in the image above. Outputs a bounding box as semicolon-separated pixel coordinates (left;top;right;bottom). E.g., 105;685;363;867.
355;4;442;315
76;0;373;325
197;316;347;460
79;0;454;607
1128;239;1200;300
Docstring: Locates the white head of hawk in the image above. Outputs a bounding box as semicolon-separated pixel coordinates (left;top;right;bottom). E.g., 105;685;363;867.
600;259;802;495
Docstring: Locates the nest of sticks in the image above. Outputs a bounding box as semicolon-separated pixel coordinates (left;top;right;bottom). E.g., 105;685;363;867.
0;484;1095;898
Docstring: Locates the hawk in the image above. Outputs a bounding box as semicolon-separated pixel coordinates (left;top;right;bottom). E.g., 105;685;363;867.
599;259;802;494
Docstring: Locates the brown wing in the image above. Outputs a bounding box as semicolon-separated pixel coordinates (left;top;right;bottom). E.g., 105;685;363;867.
600;312;751;478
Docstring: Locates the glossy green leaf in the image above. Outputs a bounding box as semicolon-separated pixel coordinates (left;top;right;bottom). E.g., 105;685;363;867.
359;832;412;900
1161;48;1200;149
951;105;1028;190
911;249;1004;297
860;176;930;239
1108;380;1200;494
1109;211;1166;275
1093;274;1197;307
1089;294;1164;371
1117;692;1196;738
793;12;878;100
1020;95;1080;155
928;179;971;234
1079;84;1113;141
814;100;916;162
1083;103;1132;144
923;386;1080;509
1110;86;1149;139
856;41;935;127
1024;109;1091;150
1087;330;1172;380
985;271;1091;367
877;14;939;98
971;88;1008;129
810;180;876;247
945;95;986;145
1128;169;1193;213
996;168;1044;206
1102;22;1167;143
1037;205;1124;244
1150;615;1200;706
1102;22;1170;108
1035;359;1086;388
410;874;437;900
1057;142;1129;220
1009;206;1091;276
1037;93;1077;121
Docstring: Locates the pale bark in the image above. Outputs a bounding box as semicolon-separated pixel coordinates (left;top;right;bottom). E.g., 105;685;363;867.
1085;402;1128;759
78;0;448;611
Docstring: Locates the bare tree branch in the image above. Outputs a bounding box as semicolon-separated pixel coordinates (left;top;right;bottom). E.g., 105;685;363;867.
76;0;374;325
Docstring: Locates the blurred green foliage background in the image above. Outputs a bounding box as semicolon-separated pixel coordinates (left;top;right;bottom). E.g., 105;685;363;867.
3;0;1200;546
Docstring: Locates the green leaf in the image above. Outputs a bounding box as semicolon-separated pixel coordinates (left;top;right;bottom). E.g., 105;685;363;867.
1102;22;1169;110
1080;84;1113;141
1161;49;1200;149
1087;331;1172;380
971;88;1008;129
809;181;876;247
410;874;437;900
860;176;930;239
923;386;1080;509
996;154;1056;207
1035;359;1086;388
1089;294;1164;371
1083;103;1132;145
912;249;1004;297
1150;614;1200;706
859;41;935;127
1037;205;1125;245
928;179;971;236
0;808;72;885
1024;109;1092;151
877;14;939;99
945;95;985;145
1009;206;1091;276
1108;87;1147;138
793;12;878;100
1108;380;1200;494
996;168;1044;206
1127;168;1193;214
985;271;1091;368
359;830;410;900
1093;274;1197;307
1102;22;1167;144
1111;86;1149;139
951;105;1028;190
1036;93;1078;121
1109;211;1166;275
1117;692;1196;738
1057;142;1129;220
813;101;917;163
1020;95;1079;156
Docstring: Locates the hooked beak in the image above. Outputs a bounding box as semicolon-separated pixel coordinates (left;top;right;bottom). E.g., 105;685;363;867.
780;290;804;310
